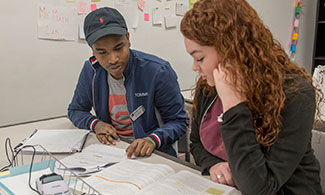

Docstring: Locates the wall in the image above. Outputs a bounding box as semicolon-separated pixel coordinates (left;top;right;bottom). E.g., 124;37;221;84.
0;0;317;126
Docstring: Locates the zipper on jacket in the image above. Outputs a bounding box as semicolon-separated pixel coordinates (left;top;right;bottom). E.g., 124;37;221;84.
199;95;218;128
90;63;97;111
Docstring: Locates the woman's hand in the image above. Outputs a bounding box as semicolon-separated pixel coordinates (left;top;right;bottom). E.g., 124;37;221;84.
209;162;235;186
213;64;245;113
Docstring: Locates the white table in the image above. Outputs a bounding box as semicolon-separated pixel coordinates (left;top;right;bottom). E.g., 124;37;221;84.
0;117;200;175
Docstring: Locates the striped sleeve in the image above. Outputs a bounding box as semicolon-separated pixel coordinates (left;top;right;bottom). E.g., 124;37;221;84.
90;119;100;132
148;133;161;148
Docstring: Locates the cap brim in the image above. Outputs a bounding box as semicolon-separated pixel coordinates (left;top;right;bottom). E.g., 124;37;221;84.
86;26;127;46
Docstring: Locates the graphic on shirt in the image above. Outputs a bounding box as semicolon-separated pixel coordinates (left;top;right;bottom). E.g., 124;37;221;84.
109;94;133;135
107;74;133;136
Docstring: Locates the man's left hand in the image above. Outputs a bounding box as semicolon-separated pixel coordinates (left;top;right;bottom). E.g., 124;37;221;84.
126;138;155;158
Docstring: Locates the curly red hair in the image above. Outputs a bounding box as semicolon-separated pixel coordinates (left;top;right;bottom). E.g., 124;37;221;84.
181;0;313;147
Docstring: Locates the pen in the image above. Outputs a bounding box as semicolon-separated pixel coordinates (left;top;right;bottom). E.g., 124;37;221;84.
14;129;38;151
96;133;111;136
29;129;38;138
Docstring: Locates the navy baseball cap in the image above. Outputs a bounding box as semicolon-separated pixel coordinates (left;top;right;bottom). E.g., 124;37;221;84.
84;7;128;46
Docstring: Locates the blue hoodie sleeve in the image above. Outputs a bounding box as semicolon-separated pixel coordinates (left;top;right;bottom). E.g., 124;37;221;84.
67;61;99;131
148;62;187;148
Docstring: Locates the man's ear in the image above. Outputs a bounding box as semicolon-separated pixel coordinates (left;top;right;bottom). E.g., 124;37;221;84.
91;46;95;56
126;32;131;47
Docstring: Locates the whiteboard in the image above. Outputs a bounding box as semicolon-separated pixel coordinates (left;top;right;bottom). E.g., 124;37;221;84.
0;0;316;126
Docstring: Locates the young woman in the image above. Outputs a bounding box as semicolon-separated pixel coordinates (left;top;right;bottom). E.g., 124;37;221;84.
180;0;322;194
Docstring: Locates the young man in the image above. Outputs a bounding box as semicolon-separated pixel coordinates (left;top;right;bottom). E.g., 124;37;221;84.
68;7;187;158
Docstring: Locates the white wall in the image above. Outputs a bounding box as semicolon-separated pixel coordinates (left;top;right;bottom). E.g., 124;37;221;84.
0;0;317;126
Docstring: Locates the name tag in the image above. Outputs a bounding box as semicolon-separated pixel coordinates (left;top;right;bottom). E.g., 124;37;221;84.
130;105;145;121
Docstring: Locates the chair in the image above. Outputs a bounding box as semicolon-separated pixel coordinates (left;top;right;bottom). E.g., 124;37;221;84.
311;129;325;194
177;130;190;162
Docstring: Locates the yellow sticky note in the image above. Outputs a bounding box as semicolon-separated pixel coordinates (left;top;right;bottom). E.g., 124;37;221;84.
189;0;199;9
292;33;298;40
0;170;10;177
205;187;225;195
91;0;101;2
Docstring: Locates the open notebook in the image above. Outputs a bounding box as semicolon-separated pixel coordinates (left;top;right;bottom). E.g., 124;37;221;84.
18;129;89;154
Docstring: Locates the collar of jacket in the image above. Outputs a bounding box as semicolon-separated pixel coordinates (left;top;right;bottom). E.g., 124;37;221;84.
88;49;134;78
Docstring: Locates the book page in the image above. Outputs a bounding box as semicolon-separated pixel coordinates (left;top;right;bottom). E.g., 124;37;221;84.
56;144;127;176
78;160;175;195
137;170;241;195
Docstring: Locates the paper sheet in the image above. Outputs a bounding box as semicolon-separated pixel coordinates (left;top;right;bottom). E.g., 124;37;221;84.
38;3;76;40
175;3;188;16
57;144;127;176
115;0;139;29
152;7;163;25
165;15;177;28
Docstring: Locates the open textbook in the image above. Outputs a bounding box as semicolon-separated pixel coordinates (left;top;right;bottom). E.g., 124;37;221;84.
76;160;241;195
56;144;127;176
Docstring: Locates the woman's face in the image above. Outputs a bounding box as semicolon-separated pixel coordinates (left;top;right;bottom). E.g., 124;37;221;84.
184;37;220;86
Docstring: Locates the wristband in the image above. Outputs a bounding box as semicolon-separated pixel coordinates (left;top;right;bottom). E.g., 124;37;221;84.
145;137;156;148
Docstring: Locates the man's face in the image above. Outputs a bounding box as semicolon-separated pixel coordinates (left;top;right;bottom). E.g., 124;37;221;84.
92;33;131;80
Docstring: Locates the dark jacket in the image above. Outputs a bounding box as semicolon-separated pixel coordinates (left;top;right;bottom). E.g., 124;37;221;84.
190;89;223;175
220;77;322;195
68;49;187;157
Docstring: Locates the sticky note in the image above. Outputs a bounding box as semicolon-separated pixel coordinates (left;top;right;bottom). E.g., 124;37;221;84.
0;170;10;177
91;4;97;11
291;45;296;53
78;2;88;15
205;187;225;195
294;19;299;28
144;13;149;21
138;0;145;11
91;0;101;2
295;6;301;14
292;33;298;41
189;0;199;9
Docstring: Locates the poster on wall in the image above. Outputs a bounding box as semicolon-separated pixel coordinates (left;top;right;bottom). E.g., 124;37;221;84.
37;3;76;40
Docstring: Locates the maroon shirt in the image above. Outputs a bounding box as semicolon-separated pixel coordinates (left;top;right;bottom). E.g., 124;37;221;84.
200;96;227;160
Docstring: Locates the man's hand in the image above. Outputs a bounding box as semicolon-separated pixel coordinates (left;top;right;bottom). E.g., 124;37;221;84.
94;121;120;145
125;138;155;158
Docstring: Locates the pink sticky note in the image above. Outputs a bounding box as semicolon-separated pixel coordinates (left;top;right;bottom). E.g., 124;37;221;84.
144;13;149;21
78;2;88;14
294;19;299;28
91;4;97;11
138;0;145;11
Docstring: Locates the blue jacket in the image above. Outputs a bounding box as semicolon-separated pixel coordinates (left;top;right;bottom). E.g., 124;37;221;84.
68;49;187;156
